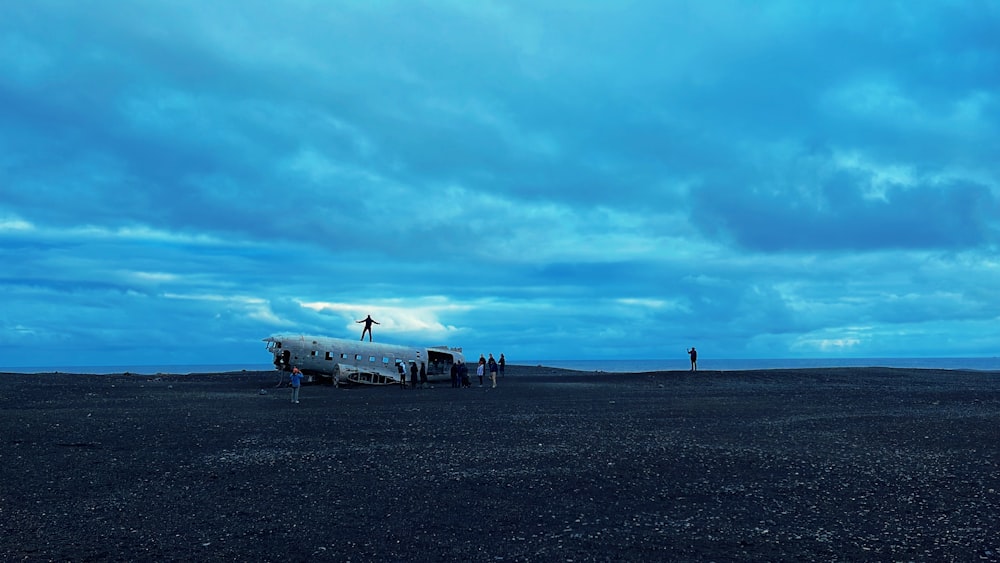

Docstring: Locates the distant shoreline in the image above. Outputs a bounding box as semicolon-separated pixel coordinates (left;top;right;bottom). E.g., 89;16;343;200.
3;365;998;378
3;356;999;375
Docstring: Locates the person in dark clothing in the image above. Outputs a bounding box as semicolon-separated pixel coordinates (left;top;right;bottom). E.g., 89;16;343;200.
410;361;419;389
450;362;459;388
487;354;498;389
459;361;470;388
357;315;379;341
499;353;506;378
419;362;428;389
688;347;698;371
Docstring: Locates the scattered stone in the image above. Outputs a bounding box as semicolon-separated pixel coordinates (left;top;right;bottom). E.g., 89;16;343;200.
1;366;998;561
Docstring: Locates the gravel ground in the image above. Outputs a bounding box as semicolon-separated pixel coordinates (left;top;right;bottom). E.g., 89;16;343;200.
2;366;999;562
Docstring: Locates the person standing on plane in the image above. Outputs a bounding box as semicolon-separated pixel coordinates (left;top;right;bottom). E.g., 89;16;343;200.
290;367;303;404
688;347;698;371
357;315;379;341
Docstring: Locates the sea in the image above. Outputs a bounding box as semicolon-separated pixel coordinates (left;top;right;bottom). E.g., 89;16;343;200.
2;357;999;374
528;357;1000;372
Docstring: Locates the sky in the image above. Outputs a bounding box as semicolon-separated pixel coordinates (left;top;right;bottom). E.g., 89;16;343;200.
1;1;999;368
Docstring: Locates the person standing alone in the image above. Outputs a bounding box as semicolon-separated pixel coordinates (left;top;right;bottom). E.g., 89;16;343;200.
688;347;698;371
290;367;303;403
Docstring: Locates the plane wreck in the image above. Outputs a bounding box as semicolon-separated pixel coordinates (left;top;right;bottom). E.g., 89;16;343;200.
263;334;465;386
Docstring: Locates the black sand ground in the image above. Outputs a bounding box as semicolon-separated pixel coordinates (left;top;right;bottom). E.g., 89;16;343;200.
2;366;999;562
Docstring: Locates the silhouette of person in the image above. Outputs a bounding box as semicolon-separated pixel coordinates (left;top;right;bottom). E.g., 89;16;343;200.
397;361;407;389
498;353;506;378
688;347;698;371
357;315;379;341
459;360;470;387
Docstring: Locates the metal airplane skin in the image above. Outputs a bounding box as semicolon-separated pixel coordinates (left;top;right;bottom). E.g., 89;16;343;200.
264;334;465;386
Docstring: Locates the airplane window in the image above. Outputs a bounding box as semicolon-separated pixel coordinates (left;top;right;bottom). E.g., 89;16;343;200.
355;354;363;361
310;350;317;357
382;356;390;364
368;356;376;362
341;353;348;359
325;352;333;361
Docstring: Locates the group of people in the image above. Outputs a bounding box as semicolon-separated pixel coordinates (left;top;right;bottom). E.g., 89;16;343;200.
394;352;507;390
396;359;430;389
475;353;504;388
450;360;470;388
449;352;505;388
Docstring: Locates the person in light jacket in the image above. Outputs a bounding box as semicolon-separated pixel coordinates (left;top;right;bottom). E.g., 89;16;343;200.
290;367;303;403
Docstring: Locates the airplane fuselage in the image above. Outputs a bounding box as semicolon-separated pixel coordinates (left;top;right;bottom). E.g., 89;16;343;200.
263;334;464;386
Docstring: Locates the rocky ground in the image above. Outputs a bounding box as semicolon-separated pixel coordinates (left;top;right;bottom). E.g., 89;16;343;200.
2;366;999;562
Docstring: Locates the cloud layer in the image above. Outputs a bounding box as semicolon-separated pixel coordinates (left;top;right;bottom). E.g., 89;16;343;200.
2;1;998;366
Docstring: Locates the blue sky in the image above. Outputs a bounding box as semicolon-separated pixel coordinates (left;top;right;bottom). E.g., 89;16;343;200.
2;1;998;367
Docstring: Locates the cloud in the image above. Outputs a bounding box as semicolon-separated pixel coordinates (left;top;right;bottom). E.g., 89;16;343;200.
1;1;999;366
